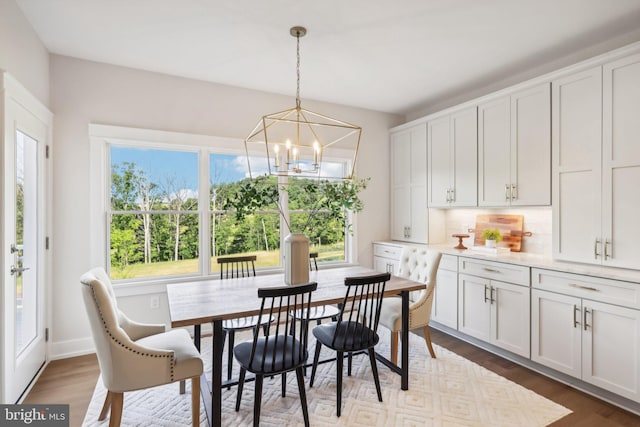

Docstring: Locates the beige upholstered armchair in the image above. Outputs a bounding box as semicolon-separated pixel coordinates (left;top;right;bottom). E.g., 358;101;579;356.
80;267;203;427
379;247;442;364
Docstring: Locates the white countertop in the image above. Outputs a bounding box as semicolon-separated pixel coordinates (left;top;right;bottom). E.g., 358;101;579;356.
374;241;640;284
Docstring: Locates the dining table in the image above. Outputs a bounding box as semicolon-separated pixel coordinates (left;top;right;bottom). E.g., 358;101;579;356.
166;265;426;427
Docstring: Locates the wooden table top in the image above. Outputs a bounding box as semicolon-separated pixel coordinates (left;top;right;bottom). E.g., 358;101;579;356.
166;266;425;328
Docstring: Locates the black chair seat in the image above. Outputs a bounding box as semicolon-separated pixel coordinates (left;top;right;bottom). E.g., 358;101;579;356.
234;336;308;374
313;321;379;352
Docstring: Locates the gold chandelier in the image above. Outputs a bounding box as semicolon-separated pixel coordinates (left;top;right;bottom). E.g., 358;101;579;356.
244;26;362;180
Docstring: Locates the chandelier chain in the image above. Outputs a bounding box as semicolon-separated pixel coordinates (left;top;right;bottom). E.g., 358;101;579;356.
296;30;301;110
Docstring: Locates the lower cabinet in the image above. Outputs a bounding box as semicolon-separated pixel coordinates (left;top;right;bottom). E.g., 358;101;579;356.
457;257;531;358
432;254;458;329
372;242;403;274
531;268;640;402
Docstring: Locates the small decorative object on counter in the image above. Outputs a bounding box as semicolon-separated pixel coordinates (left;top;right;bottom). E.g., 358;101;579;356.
452;233;470;250
482;228;502;248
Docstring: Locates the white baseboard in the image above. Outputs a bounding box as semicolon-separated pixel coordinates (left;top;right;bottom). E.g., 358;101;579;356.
48;337;95;360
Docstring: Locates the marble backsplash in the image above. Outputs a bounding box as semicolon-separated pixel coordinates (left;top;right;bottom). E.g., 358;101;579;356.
438;207;552;256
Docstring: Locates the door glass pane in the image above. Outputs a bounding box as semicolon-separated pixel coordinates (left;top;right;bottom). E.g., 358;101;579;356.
15;130;38;356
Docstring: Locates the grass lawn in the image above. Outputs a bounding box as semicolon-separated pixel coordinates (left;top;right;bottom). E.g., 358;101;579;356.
111;244;344;280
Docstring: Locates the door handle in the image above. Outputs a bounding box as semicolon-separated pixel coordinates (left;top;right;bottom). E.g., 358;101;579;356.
573;304;580;328
594;239;601;259
583;307;590;331
10;265;30;276
490;286;496;304
484;285;489;303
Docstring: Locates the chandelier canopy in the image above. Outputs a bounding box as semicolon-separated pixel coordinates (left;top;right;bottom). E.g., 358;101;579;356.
244;26;362;181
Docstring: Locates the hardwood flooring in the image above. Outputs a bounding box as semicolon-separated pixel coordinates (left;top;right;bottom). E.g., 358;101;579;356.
24;329;640;427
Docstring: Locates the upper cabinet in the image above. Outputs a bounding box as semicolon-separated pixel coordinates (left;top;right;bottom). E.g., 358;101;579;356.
427;106;478;208
553;53;640;269
478;82;551;207
390;124;429;243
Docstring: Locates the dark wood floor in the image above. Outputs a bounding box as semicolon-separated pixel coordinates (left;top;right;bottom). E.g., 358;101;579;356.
24;328;640;427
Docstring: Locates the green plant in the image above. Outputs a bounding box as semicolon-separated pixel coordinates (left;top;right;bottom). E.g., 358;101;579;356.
223;175;369;235
482;228;502;242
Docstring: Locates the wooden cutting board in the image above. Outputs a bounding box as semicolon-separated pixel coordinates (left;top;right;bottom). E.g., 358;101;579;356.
473;214;524;252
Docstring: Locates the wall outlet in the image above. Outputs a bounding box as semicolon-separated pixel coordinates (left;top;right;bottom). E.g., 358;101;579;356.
150;295;160;309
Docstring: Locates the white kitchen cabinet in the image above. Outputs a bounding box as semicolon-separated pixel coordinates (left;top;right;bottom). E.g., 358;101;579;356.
478;82;551;207
553;53;640;269
390;124;428;243
457;258;530;358
431;254;458;329
427;107;477;208
372;242;403;274
531;268;640;402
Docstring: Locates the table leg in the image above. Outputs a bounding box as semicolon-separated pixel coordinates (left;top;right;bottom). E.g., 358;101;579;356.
212;320;223;427
194;325;201;352
401;290;409;390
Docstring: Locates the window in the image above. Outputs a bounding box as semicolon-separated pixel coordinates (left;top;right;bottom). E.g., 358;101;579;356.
92;125;353;283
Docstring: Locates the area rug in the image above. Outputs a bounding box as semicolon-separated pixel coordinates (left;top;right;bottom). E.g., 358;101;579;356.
83;328;571;426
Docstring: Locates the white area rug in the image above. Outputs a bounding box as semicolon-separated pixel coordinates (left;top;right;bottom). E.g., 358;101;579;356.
83;328;571;426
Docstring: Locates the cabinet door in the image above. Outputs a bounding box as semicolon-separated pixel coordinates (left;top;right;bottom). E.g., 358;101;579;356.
478;96;511;206
602;53;640;269
531;289;581;378
451;106;478;207
491;280;530;357
552;67;603;263
408;125;428;243
582;299;640;402
458;274;491;341
510;83;551;206
390;131;411;240
432;268;458;329
427;116;451;208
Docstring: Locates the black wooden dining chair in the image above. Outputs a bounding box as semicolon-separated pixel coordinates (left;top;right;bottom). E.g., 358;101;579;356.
234;282;318;427
217;255;272;387
309;272;391;417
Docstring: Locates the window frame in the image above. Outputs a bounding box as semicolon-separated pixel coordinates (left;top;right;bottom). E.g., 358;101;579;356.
89;124;357;292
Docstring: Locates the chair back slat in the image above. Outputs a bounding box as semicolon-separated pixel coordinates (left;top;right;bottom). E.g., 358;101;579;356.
248;282;317;373
217;255;257;279
333;272;390;350
309;252;319;271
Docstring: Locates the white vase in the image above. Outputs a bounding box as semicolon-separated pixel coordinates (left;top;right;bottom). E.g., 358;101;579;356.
284;233;310;285
485;239;497;248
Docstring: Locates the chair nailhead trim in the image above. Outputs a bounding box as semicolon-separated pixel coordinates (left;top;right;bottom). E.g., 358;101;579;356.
90;284;175;381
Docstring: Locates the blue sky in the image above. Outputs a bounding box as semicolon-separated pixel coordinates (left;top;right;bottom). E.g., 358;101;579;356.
110;146;248;190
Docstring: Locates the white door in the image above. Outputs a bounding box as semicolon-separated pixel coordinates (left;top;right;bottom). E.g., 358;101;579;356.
490;280;530;357
1;75;51;403
408;124;428;243
450;106;478;207
478;96;511;206
432;268;458;329
390;131;411;241
427;115;451;207
457;274;491;341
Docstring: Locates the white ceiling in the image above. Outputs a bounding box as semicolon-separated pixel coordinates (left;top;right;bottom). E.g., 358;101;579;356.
15;0;640;115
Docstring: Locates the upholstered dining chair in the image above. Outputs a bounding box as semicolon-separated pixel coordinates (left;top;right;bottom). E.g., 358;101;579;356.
217;255;273;387
309;272;391;417
234;282;318;427
80;267;202;427
379;247;442;364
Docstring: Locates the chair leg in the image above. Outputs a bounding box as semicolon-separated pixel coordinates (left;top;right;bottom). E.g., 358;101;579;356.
227;329;235;388
235;367;247;412
336;351;344;417
253;375;264;427
98;391;112;421
309;341;323;387
296;367;310;427
390;330;399;365
368;349;383;402
108;392;123;427
281;372;287;397
191;376;200;427
347;352;352;376
179;379;186;394
423;325;437;358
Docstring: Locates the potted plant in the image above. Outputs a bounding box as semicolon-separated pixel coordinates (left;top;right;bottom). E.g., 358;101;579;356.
223;175;369;284
482;228;502;248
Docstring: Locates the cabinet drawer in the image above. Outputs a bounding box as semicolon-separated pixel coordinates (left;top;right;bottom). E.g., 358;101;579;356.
532;268;640;310
459;257;529;286
373;243;403;259
439;254;458;272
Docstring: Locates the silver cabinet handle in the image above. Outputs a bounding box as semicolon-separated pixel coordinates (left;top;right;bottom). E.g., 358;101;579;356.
583;307;590;331
573;304;580;328
505;184;510;201
490;286;496;304
446;189;450;203
483;267;500;273
569;283;599;292
594;239;601;259
511;184;517;200
450;188;455;203
10;265;30;276
604;239;611;260
484;285;489;303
